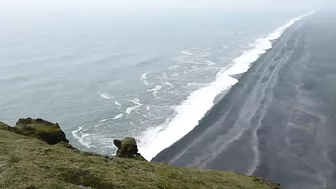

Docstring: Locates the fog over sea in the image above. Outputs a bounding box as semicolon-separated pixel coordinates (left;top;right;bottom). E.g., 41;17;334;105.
0;9;310;162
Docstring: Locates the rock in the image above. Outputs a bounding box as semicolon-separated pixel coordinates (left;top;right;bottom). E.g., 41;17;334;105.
114;137;137;158
0;118;69;145
15;118;69;145
113;137;147;161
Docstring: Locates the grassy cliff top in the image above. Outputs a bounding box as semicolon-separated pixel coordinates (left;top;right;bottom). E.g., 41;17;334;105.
0;124;279;189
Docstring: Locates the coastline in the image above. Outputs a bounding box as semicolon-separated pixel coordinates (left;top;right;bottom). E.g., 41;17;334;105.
140;11;315;161
152;11;336;189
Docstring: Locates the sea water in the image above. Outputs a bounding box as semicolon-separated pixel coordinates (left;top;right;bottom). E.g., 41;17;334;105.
0;8;309;158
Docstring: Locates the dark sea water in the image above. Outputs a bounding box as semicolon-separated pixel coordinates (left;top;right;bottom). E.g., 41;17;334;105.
153;12;336;189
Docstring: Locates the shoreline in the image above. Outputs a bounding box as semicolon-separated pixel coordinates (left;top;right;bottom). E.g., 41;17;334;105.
140;12;314;161
152;11;336;189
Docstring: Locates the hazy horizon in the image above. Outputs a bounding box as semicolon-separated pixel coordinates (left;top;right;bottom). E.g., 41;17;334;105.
0;0;334;12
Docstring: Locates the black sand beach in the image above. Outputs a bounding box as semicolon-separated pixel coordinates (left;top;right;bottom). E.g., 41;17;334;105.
153;12;336;189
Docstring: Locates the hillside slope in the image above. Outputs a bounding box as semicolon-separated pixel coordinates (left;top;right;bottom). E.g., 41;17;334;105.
0;119;279;189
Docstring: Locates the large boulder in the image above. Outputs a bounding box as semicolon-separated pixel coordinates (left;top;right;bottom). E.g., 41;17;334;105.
113;137;147;161
14;118;69;145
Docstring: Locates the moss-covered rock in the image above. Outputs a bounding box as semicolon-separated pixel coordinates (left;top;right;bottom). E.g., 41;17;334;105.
114;137;147;161
15;118;69;145
0;118;69;145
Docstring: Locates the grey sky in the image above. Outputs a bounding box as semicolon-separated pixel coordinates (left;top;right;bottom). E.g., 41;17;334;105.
0;0;334;10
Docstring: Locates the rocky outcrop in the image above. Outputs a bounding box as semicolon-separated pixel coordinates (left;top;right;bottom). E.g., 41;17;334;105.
113;137;147;161
15;118;69;145
0;118;69;145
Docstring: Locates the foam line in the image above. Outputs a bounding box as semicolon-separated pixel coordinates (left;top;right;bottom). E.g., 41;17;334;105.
138;11;315;161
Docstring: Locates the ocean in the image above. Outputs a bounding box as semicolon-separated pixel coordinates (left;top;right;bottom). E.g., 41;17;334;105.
0;9;309;162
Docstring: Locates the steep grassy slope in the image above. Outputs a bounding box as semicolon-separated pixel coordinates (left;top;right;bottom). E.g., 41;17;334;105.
0;125;279;189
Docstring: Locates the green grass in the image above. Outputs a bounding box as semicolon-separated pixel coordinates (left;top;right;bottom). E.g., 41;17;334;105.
18;123;61;133
0;122;10;130
15;119;61;133
0;129;279;189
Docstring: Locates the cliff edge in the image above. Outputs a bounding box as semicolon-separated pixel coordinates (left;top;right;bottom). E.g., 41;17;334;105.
0;118;280;189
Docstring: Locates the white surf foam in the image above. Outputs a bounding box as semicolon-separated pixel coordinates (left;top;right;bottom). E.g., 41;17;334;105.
125;98;143;114
206;60;216;65
157;73;168;79
143;80;149;85
169;65;180;69
114;101;122;109
200;52;212;57
223;12;315;77
141;73;150;85
222;45;229;49
147;85;162;98
113;113;124;119
93;124;103;128
138;12;315;161
186;82;207;89
125;107;137;115
181;49;194;56
141;73;147;80
164;82;174;87
98;119;108;123
100;93;113;100
72;126;92;148
131;98;142;106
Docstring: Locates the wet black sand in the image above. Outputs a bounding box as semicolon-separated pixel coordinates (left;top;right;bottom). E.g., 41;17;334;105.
153;12;336;189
